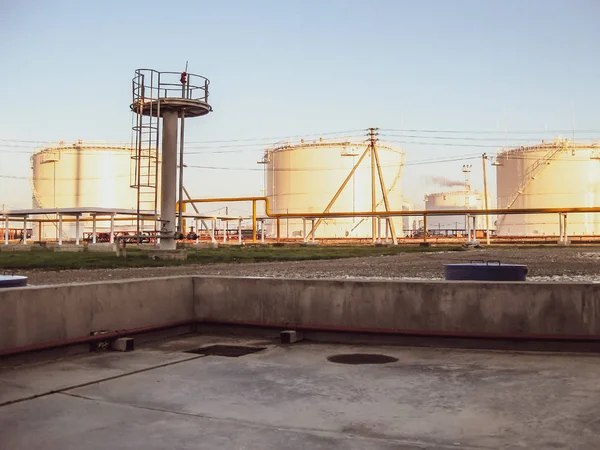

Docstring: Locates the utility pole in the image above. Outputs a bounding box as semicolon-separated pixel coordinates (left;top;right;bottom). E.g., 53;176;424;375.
462;165;472;238
53;160;57;241
369;127;378;243
177;63;189;236
482;153;490;245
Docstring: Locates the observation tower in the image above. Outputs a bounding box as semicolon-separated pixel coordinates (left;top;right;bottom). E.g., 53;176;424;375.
131;68;212;250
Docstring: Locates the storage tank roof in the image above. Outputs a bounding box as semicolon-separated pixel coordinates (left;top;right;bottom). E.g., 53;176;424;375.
267;139;402;153
33;141;132;156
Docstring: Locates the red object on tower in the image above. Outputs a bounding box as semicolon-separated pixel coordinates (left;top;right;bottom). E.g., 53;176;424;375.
180;72;187;84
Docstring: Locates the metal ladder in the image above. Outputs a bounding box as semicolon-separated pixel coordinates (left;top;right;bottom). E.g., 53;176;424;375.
131;96;159;234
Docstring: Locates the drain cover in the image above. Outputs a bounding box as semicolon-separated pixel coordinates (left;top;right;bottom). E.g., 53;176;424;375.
327;353;398;365
185;345;266;357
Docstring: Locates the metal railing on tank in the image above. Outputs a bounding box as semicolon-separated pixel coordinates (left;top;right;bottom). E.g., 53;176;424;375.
132;69;210;107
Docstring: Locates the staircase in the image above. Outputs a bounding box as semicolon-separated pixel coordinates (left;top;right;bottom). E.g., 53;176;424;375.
30;181;69;241
30;150;69;241
496;143;566;227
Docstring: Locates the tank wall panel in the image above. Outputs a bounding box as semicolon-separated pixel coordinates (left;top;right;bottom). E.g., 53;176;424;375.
265;143;404;238
425;191;490;232
496;145;600;236
31;146;137;240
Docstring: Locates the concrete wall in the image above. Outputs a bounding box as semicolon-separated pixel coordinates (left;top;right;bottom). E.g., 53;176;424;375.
3;276;600;354
194;277;600;338
0;277;194;351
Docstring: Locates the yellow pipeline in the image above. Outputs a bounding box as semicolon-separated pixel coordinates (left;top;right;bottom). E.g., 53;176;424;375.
182;196;600;218
183;196;600;243
175;203;187;233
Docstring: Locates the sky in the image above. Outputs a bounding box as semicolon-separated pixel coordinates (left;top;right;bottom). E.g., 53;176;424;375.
1;0;599;214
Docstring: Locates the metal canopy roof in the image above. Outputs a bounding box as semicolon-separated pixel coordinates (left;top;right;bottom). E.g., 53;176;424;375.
2;207;147;217
1;207;255;222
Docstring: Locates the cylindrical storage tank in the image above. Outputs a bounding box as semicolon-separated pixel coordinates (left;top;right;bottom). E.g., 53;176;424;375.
496;139;600;236
262;140;405;238
401;199;412;238
425;190;487;234
31;142;138;240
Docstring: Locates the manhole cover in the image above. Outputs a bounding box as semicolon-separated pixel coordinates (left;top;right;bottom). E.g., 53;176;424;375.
327;353;398;365
185;345;266;357
0;275;28;289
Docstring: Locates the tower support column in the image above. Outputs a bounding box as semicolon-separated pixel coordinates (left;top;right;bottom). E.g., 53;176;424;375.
160;110;179;250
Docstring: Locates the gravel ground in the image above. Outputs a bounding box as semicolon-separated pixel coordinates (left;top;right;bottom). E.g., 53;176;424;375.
19;246;600;285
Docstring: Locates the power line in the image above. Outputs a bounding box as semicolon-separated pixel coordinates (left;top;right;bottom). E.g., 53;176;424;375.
184;134;367;153
0;129;364;146
186;134;367;149
380;128;600;135
405;155;481;166
381;133;599;143
0;174;130;180
2;129;599;154
1;149;591;182
384;139;525;149
184;128;365;144
183;153;483;172
4;137;598;154
2;127;598;146
0;132;368;154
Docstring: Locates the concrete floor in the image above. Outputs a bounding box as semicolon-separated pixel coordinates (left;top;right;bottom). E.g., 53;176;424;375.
1;333;600;449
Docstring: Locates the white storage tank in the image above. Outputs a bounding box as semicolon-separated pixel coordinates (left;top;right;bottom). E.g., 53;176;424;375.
401;198;413;237
31;141;137;239
496;139;600;236
260;139;405;238
425;190;487;234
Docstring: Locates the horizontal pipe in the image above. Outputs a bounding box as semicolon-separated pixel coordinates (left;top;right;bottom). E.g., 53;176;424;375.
0;319;196;357
7;200;600;225
183;196;600;219
183;196;265;205
201;319;600;342
4;316;600;357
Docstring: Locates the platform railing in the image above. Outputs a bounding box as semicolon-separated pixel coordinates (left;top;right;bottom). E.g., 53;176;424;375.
132;69;210;106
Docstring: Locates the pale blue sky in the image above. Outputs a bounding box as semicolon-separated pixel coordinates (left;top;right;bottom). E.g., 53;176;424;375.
1;0;599;212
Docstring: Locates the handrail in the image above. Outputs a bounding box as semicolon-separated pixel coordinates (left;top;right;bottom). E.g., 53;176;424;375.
134;69;211;85
132;69;209;105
